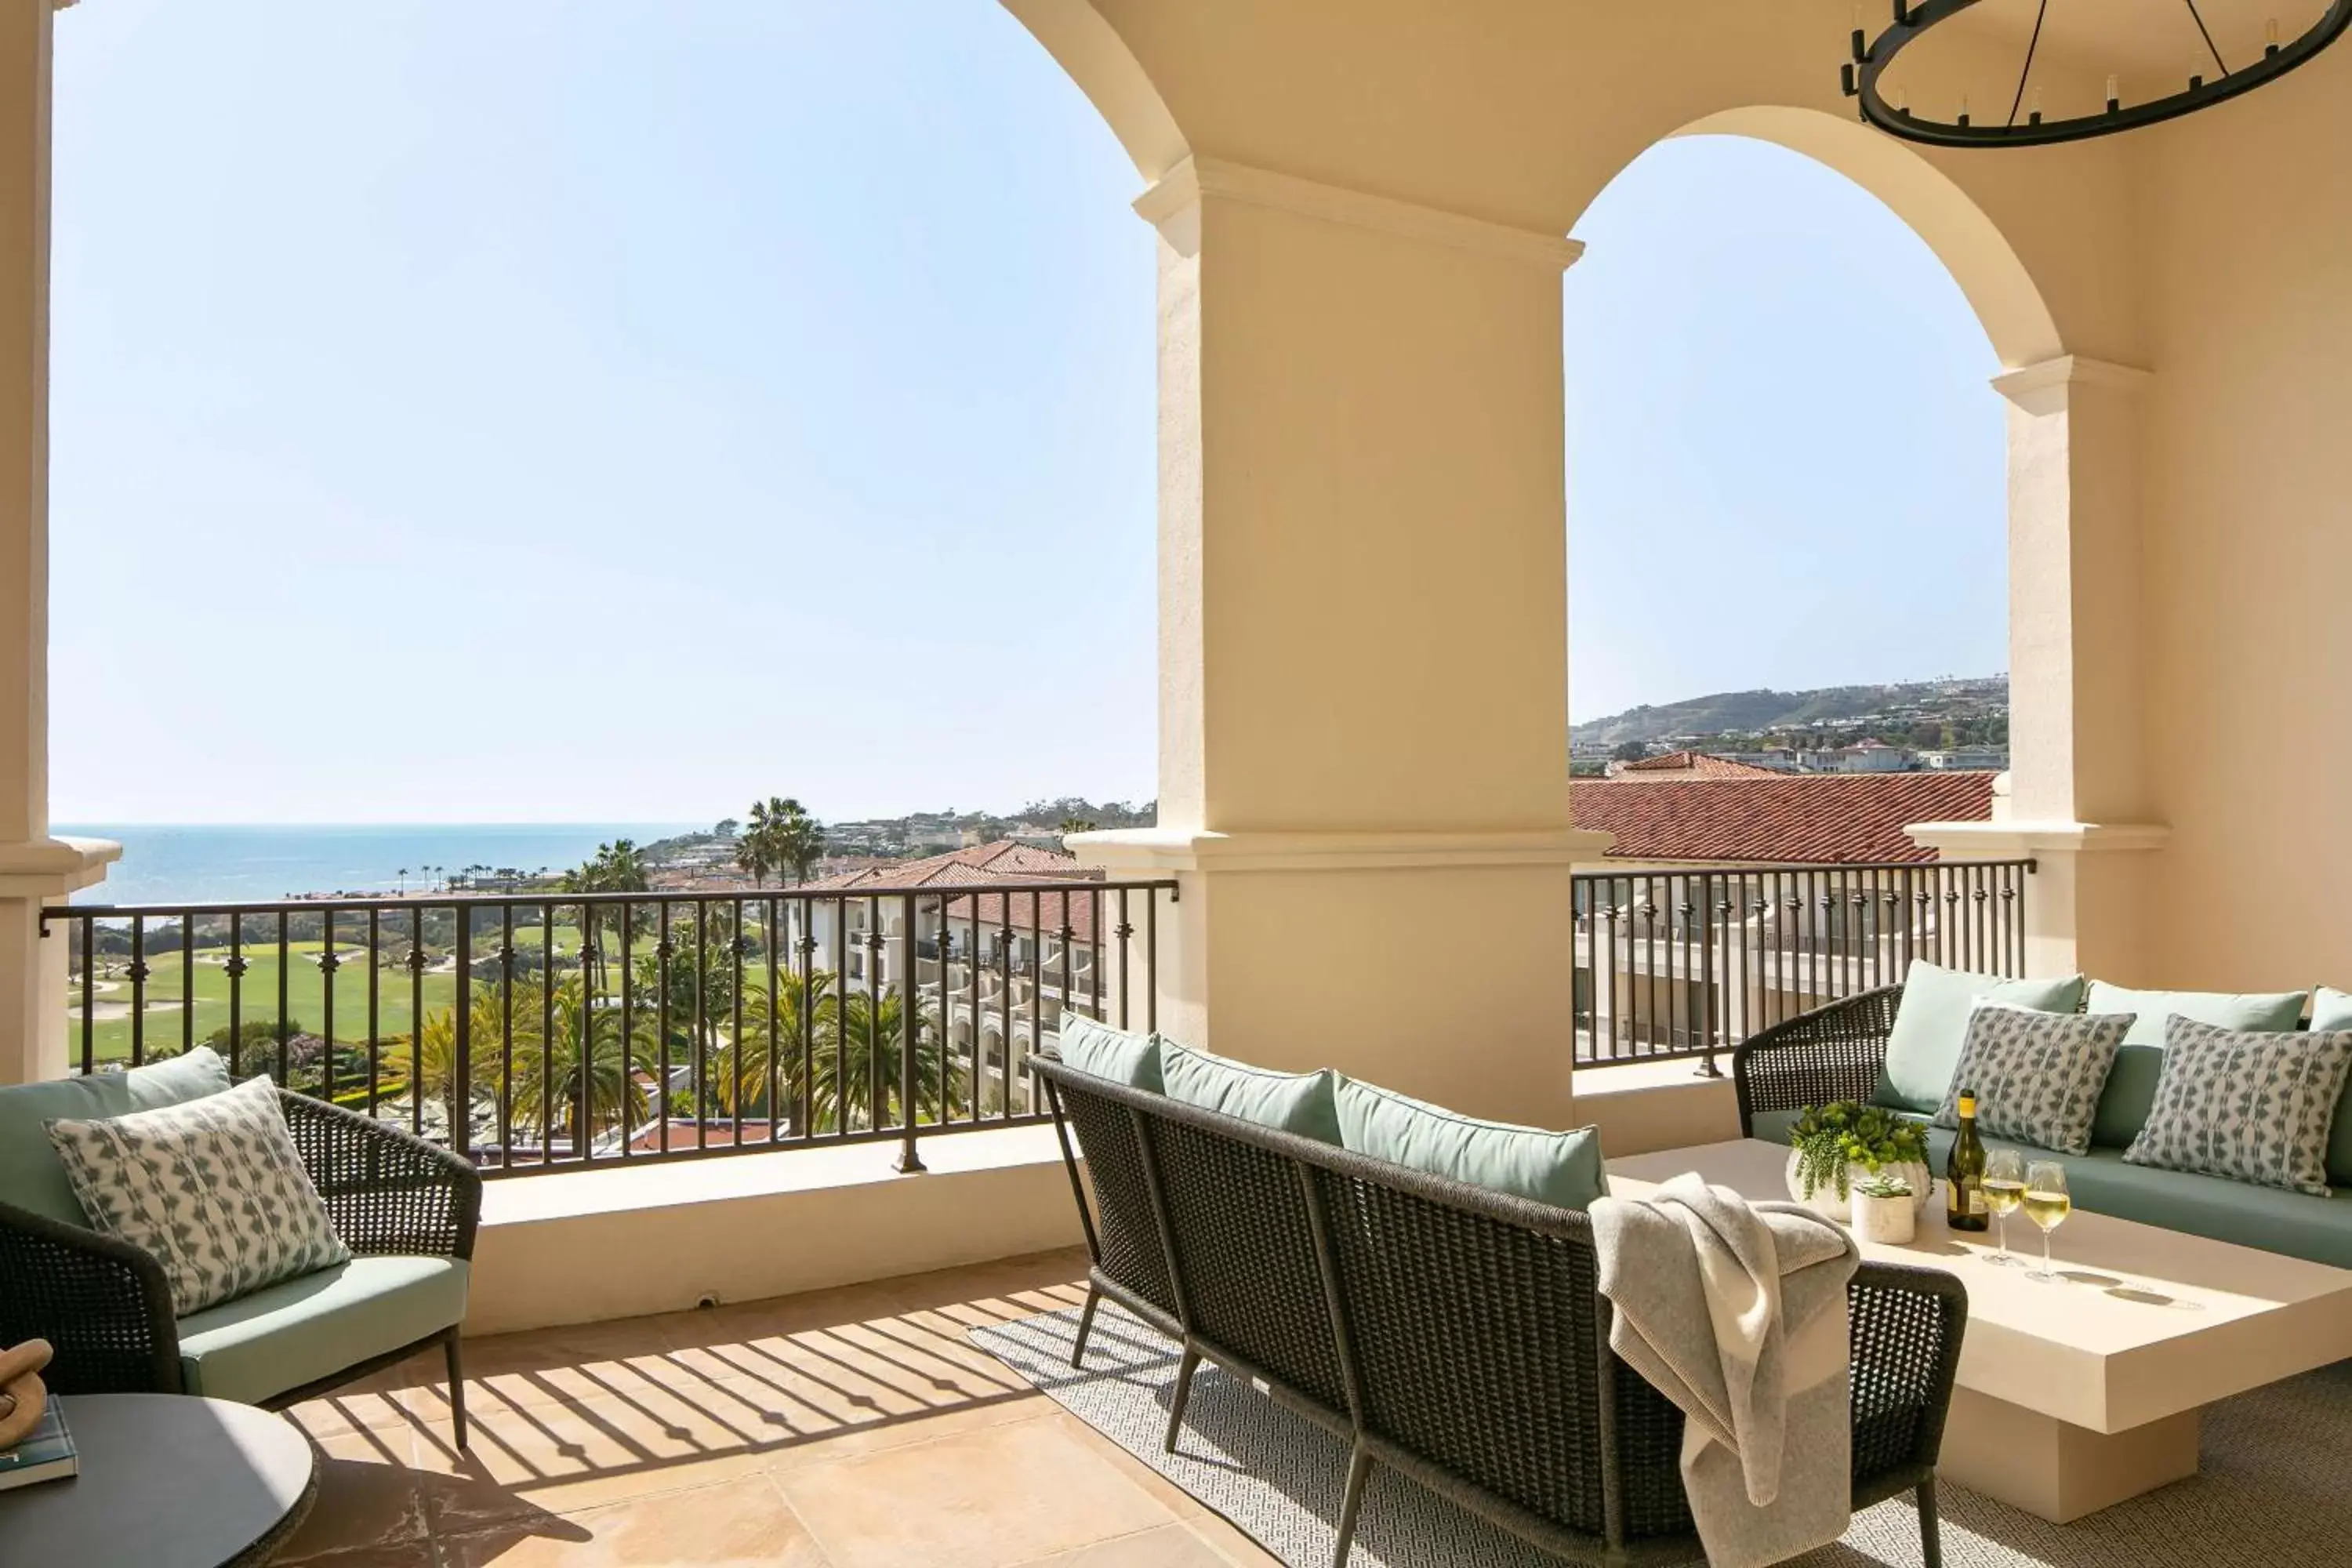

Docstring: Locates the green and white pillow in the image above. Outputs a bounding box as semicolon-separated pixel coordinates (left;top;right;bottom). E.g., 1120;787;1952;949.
2124;1018;2352;1196
1052;1015;1161;1091
1876;960;2086;1112
45;1075;350;1315
1933;1002;2133;1156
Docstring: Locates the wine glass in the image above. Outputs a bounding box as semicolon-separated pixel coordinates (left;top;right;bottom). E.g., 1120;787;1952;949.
2023;1160;2071;1283
1983;1147;2026;1266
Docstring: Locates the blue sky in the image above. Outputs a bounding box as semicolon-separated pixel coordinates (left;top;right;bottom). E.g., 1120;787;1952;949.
50;3;2003;826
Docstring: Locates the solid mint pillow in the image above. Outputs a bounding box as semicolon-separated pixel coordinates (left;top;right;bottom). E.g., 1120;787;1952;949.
2085;982;2309;1149
1335;1076;1605;1210
2314;988;2352;1185
1875;961;2085;1113
1158;1040;1341;1145
1052;1015;1161;1091
0;1047;232;1225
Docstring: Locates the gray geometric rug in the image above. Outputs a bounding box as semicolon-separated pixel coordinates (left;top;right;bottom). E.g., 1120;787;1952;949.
969;1300;2352;1567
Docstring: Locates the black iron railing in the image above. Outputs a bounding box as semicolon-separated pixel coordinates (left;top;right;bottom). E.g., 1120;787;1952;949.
47;879;1176;1178
1571;858;2034;1074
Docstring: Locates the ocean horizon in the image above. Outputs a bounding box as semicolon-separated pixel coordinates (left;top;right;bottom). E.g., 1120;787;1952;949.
55;823;701;907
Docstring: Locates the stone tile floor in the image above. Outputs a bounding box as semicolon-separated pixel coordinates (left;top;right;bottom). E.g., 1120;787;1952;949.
277;1247;1280;1567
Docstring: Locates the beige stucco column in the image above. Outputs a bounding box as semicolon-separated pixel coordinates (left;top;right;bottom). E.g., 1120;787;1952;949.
1910;355;2165;981
0;1;115;1086
1076;158;1607;1129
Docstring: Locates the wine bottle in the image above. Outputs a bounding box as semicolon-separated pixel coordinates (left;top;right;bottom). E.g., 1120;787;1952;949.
1946;1091;1989;1232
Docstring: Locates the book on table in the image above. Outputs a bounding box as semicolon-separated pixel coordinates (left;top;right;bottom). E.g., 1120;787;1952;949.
0;1399;76;1492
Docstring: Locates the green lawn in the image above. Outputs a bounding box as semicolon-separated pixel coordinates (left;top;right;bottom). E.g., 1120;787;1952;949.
71;918;793;1065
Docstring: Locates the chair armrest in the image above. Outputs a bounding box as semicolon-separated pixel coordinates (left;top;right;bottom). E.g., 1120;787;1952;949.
1847;1259;1967;1495
282;1091;482;1260
0;1199;182;1396
1731;985;1903;1133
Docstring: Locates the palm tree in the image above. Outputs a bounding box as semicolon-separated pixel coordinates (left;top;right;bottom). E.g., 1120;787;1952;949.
500;978;655;1151
797;985;962;1134
1058;816;1098;836
735;817;777;887
561;839;650;992
747;797;825;886
716;967;840;1125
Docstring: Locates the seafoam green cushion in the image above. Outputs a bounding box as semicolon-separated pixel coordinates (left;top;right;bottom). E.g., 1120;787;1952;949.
177;1255;470;1404
1335;1076;1604;1210
1158;1041;1341;1145
2313;988;2352;1186
2086;982;2309;1149
1052;1016;1162;1091
1875;961;2085;1113
0;1047;231;1225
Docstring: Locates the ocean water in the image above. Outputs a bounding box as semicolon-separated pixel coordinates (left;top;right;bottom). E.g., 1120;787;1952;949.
54;824;698;907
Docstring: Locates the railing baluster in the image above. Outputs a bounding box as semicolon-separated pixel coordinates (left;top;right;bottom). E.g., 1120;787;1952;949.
181;915;195;1059
498;903;514;1169
730;895;746;1151
127;915;145;1069
366;908;381;1119
657;899;673;1154
78;914;94;1075
620;899;637;1160
452;907;473;1163
897;890;924;1172
1116;888;1131;1031
408;907;426;1138
540;902;555;1165
766;895;781;1146
797;901;815;1141
319;908;337;1104
276;911;291;1087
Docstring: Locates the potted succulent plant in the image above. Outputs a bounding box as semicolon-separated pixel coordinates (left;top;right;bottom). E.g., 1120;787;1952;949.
1848;1171;1917;1244
1782;1102;1933;1221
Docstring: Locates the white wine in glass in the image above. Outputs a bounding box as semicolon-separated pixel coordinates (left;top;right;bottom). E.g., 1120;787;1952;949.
2024;1160;2071;1283
1983;1147;2027;1266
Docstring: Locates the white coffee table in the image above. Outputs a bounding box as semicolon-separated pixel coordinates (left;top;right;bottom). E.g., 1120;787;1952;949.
1607;1138;2352;1523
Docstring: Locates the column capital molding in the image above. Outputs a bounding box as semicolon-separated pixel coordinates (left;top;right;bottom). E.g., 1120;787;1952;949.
1133;155;1584;274
1069;825;1611;875
1904;819;2169;859
0;836;119;898
1991;354;2154;416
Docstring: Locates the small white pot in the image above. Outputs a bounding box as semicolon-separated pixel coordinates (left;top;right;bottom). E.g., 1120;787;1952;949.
1783;1150;1933;1221
1849;1189;1917;1245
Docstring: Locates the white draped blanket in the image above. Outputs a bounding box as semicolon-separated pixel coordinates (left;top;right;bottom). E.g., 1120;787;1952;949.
1591;1173;1860;1568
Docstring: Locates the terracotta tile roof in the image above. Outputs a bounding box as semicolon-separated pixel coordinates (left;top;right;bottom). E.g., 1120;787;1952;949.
1570;771;1998;865
1609;750;1791;780
802;840;1096;892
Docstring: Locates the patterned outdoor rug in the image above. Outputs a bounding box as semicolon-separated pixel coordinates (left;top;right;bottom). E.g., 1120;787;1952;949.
970;1300;2352;1567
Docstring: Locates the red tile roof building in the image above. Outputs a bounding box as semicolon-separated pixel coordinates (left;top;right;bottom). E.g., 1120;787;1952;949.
1570;771;1998;865
803;840;1106;942
1605;750;1791;780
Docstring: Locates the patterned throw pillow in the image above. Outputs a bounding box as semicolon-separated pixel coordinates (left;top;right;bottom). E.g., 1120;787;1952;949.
1933;1002;2134;1156
2125;1018;2352;1196
45;1074;350;1315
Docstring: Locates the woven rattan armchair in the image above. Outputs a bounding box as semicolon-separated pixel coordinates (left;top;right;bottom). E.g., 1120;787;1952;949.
1034;1054;1965;1568
0;1089;481;1445
1730;985;1906;1137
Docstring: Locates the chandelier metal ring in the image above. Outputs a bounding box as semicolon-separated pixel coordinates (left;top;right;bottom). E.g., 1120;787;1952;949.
1844;0;2352;147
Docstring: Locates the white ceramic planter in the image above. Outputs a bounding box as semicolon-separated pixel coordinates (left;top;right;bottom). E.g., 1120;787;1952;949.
1783;1150;1933;1221
1849;1189;1918;1244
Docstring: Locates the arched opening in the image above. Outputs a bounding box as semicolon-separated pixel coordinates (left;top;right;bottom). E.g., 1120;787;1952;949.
1564;111;2061;1052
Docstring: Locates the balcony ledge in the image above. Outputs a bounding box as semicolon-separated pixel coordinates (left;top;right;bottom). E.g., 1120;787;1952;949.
468;1124;1081;1336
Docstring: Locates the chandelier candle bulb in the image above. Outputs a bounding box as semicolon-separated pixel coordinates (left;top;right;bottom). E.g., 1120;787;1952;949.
2269;16;2282;54
2106;74;2121;112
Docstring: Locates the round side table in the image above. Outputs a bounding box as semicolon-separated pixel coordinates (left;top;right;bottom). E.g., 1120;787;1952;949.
0;1394;319;1566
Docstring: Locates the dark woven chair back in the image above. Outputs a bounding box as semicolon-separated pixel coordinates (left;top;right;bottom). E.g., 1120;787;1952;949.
1145;1110;1353;1415
1049;1078;1179;1327
1308;1163;1693;1545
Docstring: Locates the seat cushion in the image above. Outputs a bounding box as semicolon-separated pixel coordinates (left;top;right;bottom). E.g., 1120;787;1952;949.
0;1047;231;1225
1918;1127;2352;1270
46;1074;351;1315
1875;961;2085;1114
1052;1016;1161;1091
178;1255;470;1405
1158;1041;1341;1145
2086;982;2309;1149
1335;1076;1605;1210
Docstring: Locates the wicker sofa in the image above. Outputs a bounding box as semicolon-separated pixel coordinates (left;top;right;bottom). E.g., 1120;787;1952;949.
1733;984;2352;1269
0;1052;481;1445
1033;1052;1967;1568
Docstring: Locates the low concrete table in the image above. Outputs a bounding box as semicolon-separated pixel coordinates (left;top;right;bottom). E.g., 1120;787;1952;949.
1607;1138;2352;1523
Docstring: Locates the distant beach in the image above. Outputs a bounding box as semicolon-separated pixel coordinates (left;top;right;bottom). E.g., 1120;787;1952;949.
55;824;698;907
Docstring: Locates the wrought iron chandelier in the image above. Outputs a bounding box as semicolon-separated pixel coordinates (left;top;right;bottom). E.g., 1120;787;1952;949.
1842;0;2352;147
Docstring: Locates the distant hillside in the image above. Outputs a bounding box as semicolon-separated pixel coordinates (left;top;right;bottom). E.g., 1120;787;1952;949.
1573;677;2007;750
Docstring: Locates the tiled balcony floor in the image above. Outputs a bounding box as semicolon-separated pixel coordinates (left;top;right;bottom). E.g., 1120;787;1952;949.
277;1247;1279;1566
